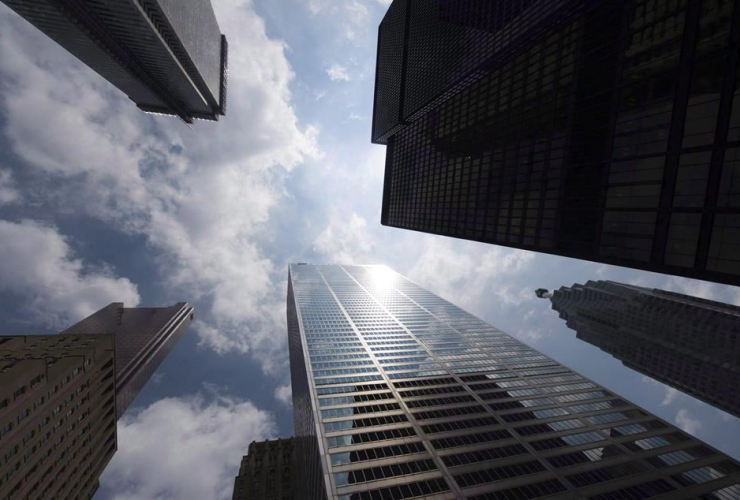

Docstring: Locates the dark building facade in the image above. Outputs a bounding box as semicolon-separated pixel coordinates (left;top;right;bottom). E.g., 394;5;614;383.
60;302;194;419
232;437;296;500
1;0;228;122
542;280;740;419
373;0;740;286
288;264;740;499
0;334;117;499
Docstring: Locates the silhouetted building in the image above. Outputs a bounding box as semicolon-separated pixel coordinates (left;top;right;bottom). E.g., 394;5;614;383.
232;437;296;500
289;264;740;499
61;302;194;418
0;334;117;499
1;0;228;122
373;0;740;287
543;280;740;419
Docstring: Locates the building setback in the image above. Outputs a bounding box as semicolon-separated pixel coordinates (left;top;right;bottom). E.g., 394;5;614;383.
372;0;740;287
288;264;740;499
60;302;194;419
0;334;117;499
232;437;296;500
1;0;228;123
541;279;740;419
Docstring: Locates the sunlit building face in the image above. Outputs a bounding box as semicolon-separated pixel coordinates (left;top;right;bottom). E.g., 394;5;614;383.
287;264;740;500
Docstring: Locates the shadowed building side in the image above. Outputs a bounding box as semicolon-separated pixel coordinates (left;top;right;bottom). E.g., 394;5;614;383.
543;280;740;419
373;0;740;287
0;334;117;499
1;0;228;123
232;437;296;500
60;302;194;419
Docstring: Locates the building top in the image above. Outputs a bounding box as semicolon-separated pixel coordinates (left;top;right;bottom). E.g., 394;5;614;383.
2;0;228;122
59;302;193;418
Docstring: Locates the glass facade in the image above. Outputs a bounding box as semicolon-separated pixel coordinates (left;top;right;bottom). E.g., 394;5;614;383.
288;264;740;499
547;280;740;419
373;0;740;287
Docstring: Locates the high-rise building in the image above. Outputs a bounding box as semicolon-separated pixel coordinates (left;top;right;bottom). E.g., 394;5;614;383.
372;0;740;287
232;437;296;500
539;280;740;419
288;264;740;499
1;0;228;123
60;302;194;419
0;334;117;499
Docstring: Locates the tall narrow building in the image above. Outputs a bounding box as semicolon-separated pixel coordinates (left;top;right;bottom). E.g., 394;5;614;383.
0;334;117;499
539;280;740;419
288;264;740;499
372;0;740;287
1;0;228;123
60;302;194;419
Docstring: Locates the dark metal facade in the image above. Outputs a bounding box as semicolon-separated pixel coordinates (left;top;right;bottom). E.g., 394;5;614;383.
60;302;193;419
1;0;228;123
548;280;740;419
288;264;740;499
373;0;740;286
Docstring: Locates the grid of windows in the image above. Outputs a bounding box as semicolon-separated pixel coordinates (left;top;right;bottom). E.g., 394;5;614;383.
550;280;740;419
375;0;740;287
289;264;740;498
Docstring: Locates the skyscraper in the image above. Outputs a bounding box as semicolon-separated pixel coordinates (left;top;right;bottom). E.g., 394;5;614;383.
1;0;228;123
372;0;740;287
539;280;740;419
0;334;117;499
60;302;194;419
288;264;740;499
232;437;296;500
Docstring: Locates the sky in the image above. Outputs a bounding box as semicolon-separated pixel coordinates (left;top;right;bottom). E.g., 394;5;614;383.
0;0;738;498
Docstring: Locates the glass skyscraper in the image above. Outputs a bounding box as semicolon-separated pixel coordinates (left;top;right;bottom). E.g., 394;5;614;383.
372;0;740;287
288;264;740;499
540;280;740;419
1;0;228;123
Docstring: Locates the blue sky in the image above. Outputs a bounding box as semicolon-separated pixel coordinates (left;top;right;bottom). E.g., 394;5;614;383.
0;0;739;498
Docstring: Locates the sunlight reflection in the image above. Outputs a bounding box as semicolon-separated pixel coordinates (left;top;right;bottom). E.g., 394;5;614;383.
367;265;397;289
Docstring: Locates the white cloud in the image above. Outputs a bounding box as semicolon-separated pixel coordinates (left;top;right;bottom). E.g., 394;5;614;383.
0;219;140;328
100;388;276;500
675;409;703;435
274;383;292;407
0;169;19;206
0;1;319;372
661;387;680;406
327;63;351;81
313;212;374;264
407;238;536;315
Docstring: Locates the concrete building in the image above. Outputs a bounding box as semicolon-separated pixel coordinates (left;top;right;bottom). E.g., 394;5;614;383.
61;302;194;419
541;280;740;419
288;264;740;499
0;301;192;499
1;0;228;123
0;334;116;499
232;437;296;500
373;0;740;287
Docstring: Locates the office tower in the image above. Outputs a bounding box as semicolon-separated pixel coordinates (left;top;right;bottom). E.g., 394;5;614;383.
60;302;194;419
1;0;228;123
0;334;116;499
232;437;296;500
539;280;740;419
372;0;740;287
288;264;740;499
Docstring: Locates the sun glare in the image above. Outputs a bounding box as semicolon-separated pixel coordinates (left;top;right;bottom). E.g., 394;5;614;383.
368;265;397;289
